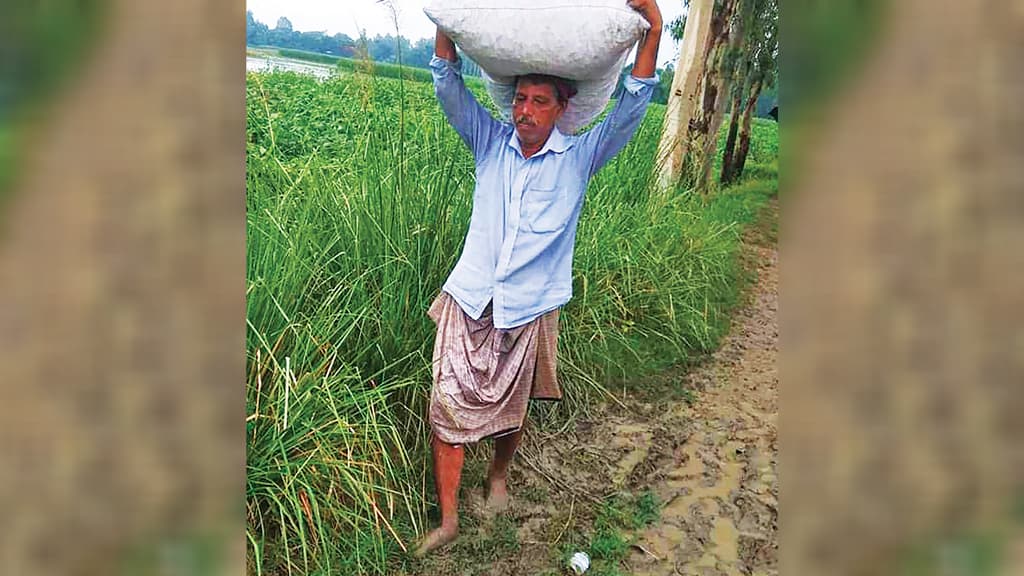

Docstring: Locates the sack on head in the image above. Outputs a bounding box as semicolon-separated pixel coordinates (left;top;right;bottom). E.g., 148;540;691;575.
424;0;650;134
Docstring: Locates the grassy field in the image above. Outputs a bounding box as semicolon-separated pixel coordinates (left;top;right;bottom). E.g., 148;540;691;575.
246;68;778;575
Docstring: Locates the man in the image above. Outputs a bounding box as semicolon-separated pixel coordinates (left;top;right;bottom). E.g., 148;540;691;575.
418;0;662;556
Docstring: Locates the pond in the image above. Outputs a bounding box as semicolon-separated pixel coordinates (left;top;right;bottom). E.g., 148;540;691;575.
246;56;335;80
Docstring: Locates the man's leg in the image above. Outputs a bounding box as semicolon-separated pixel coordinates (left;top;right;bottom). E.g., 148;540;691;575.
485;428;523;511
415;434;464;557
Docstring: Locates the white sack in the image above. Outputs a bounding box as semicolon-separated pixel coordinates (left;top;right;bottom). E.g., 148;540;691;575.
423;0;650;134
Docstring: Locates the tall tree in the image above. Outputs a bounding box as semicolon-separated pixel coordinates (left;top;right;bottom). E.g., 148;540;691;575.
679;0;738;194
246;10;270;45
720;0;760;184
722;0;777;183
700;0;751;188
657;0;715;191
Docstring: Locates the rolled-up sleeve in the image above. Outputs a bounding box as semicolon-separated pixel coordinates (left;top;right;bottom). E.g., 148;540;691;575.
430;55;502;158
580;74;659;178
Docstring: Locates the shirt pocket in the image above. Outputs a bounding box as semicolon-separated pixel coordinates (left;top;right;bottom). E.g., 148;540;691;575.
524;186;570;233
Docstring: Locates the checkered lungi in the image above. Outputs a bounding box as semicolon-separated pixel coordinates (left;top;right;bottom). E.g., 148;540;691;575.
427;291;561;445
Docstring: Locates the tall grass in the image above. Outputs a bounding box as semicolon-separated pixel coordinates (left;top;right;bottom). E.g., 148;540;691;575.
247;70;471;574
246;69;778;574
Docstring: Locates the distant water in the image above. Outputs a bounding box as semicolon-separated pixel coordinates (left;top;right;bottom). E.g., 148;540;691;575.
246;56;334;80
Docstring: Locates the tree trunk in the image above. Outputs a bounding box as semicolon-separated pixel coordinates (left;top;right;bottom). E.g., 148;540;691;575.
733;75;763;180
697;0;749;191
680;0;737;194
719;83;745;184
656;0;715;191
720;24;754;185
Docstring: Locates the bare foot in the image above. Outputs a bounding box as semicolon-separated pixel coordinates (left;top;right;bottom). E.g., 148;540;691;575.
485;475;510;513
414;524;458;557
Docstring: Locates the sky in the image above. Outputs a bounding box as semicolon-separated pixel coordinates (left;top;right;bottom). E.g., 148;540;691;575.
246;0;685;68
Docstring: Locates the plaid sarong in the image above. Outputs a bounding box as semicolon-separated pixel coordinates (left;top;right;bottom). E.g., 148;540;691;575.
427;292;561;445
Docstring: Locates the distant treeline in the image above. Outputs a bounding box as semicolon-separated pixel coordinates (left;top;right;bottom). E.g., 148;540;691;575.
246;11;482;76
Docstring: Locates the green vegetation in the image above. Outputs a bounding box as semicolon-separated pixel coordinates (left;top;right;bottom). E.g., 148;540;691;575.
550;491;662;576
333;55;436;85
246;67;778;574
591;491;661;549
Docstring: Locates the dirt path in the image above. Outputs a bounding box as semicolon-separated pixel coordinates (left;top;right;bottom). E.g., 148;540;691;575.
618;228;778;576
413;203;778;576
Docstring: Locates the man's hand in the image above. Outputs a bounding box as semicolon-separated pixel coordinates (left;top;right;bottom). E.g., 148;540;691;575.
435;27;458;63
628;0;661;78
628;0;663;30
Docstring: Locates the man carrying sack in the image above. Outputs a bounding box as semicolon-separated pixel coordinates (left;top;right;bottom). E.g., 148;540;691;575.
418;0;663;556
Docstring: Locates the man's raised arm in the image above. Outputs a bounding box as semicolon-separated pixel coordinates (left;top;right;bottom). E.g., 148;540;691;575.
430;28;501;158
629;0;662;79
578;0;662;177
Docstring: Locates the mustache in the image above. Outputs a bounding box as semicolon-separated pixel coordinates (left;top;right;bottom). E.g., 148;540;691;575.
515;115;534;126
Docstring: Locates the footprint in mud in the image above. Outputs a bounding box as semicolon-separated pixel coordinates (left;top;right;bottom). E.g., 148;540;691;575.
610;423;653;487
631;439;747;575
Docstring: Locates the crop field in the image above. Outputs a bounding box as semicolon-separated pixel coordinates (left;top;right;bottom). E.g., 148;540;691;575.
246;67;778;575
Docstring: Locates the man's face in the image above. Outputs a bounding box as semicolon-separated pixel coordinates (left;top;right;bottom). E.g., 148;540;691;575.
513;80;565;150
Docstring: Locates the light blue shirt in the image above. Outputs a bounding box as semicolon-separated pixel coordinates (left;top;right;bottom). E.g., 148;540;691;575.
430;55;657;329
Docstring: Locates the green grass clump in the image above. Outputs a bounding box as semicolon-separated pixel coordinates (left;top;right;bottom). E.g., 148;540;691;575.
246;67;777;574
577;491;662;575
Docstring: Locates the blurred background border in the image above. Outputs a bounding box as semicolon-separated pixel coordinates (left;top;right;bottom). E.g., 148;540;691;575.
0;0;1020;574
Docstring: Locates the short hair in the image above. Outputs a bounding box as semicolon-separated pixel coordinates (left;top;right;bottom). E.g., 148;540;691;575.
515;73;578;106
